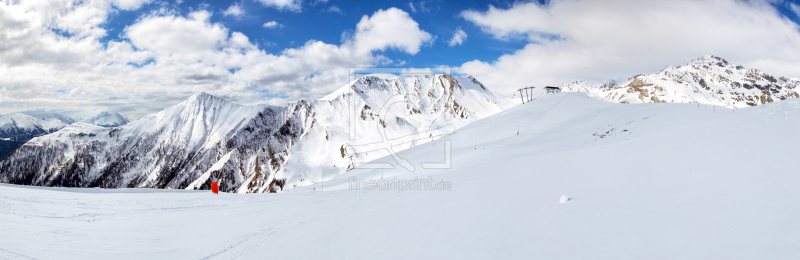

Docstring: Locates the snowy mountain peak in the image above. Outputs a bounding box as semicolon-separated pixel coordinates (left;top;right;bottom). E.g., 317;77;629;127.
744;68;765;79
688;55;730;67
149;91;257;128
181;92;233;109
685;55;748;74
0;113;67;139
464;75;489;91
23;112;76;124
186;92;216;102
560;55;799;108
82;112;129;127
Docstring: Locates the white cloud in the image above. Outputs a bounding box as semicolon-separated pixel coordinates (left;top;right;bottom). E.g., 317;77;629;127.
223;3;244;16
125;10;229;54
54;3;110;38
458;0;800;94
790;3;800;18
254;0;301;12
349;7;433;55
327;6;343;14
448;28;467;46
262;21;281;28
407;1;434;14
0;3;432;117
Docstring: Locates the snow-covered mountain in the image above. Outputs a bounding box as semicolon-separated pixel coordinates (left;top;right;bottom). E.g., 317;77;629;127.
0;75;513;193
0;111;133;159
0;113;68;139
2;93;798;259
0;111;132;140
559;55;799;107
81;112;130;127
19;111;78;125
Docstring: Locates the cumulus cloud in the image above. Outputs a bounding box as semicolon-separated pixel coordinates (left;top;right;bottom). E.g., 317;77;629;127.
262;21;281;28
254;0;301;12
125;10;229;54
349;7;433;55
458;0;800;94
448;28;467;46
222;3;244;16
790;3;800;18
0;2;432;117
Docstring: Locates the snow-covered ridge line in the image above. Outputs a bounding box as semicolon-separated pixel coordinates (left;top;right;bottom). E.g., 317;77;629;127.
0;111;131;140
558;55;799;108
81;112;129;127
0;74;514;193
0;113;66;138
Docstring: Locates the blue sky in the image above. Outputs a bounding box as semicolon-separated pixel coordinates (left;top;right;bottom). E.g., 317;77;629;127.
100;0;534;68
99;0;800;69
2;0;800;117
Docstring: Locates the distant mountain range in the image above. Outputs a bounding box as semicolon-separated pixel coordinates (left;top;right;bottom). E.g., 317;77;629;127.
0;111;130;139
0;113;66;140
0;111;130;158
558;55;799;107
0;75;512;193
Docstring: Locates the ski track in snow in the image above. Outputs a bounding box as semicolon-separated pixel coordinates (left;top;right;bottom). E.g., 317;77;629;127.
197;218;294;260
0;247;40;260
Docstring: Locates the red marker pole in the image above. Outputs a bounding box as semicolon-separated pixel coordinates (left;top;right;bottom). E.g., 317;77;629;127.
103;180;105;189
211;182;219;194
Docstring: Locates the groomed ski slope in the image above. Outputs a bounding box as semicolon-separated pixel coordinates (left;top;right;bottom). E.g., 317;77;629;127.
1;92;798;259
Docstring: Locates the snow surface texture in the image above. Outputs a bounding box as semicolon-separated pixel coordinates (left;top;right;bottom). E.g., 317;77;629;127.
0;75;513;193
0;93;797;259
523;55;799;108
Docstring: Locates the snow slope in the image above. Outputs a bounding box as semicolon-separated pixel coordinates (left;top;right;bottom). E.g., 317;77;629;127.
0;92;797;259
0;75;513;193
560;55;799;108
